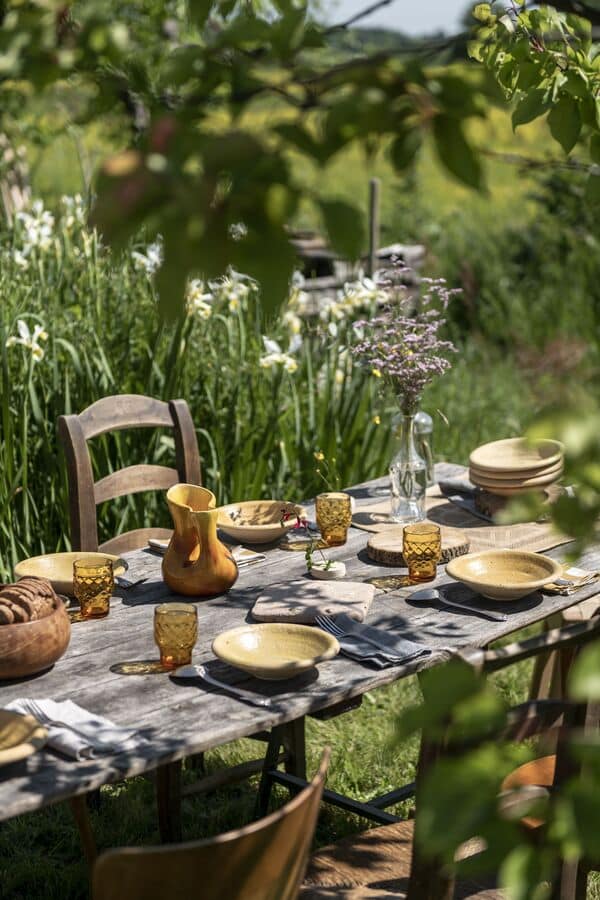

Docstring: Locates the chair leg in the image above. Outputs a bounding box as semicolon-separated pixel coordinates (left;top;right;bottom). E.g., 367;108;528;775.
68;794;97;866
156;760;182;843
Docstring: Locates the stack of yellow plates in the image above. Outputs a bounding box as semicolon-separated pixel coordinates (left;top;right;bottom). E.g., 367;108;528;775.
469;438;563;497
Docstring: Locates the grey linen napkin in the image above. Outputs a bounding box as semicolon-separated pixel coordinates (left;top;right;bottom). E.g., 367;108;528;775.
6;699;140;760
334;613;431;669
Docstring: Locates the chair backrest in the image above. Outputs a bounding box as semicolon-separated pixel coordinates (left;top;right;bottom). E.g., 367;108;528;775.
58;395;201;554
93;749;330;900
407;616;600;900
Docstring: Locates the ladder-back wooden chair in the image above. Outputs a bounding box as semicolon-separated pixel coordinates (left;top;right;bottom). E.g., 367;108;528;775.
298;617;600;900
58;395;201;553
93;750;329;900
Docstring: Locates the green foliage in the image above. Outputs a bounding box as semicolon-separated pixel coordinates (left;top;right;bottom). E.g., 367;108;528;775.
0;0;502;316
470;1;600;192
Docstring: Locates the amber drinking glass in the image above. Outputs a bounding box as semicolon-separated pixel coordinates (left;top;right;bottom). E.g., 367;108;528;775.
316;492;352;547
154;603;198;669
402;523;442;583
73;558;114;619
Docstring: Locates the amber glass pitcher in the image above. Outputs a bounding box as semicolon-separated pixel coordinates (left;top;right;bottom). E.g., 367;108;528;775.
163;484;238;596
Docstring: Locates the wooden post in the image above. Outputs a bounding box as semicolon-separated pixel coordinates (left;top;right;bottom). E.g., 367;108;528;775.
368;177;380;277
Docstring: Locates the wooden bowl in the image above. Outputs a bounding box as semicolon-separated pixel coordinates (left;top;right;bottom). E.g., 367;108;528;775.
212;623;339;680
446;550;562;602
14;552;127;596
217;501;306;544
0;596;71;680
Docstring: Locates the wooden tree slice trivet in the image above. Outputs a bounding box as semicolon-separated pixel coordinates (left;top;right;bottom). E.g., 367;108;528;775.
367;524;469;567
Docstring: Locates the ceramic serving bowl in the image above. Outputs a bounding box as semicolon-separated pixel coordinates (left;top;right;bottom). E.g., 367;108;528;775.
212;623;339;680
469;438;563;474
0;595;71;679
0;711;48;767
446;550;562;602
15;552;127;596
217;501;306;544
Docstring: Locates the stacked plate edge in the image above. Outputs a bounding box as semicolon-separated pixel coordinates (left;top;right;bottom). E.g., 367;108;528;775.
468;438;563;496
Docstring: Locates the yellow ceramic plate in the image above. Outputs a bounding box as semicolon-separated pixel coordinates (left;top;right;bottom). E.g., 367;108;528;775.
446;550;562;602
212;623;339;680
0;710;48;767
14;552;127;596
469;459;563;483
469;438;563;474
217;501;306;545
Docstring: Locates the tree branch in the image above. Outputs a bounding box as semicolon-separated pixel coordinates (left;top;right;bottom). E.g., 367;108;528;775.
325;0;399;34
482;148;593;172
538;0;600;27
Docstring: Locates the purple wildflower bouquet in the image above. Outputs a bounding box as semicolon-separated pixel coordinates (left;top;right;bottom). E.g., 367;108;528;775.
352;276;459;414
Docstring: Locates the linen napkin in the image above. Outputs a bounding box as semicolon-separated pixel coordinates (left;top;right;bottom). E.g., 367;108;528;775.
543;566;600;596
333;613;432;667
5;698;140;760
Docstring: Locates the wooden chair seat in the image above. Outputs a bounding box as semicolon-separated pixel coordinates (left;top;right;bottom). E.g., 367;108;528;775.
300;820;501;900
501;754;556;830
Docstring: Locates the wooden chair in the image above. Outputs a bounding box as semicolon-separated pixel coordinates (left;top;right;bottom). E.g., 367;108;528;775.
58;394;201;553
92;750;329;900
299;617;600;900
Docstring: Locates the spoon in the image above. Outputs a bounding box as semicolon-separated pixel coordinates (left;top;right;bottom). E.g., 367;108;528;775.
409;588;507;623
173;664;273;708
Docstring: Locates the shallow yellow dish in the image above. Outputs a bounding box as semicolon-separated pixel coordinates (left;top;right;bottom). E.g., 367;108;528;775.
0;711;48;767
212;623;339;680
469;438;563;474
217;501;306;544
446;550;562;601
14;552;127;596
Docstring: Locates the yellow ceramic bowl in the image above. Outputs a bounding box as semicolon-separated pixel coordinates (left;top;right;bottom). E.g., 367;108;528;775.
217;501;306;544
212;623;339;680
446;550;562;602
14;552;127;596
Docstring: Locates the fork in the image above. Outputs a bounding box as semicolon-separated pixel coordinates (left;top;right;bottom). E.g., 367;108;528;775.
315;615;404;660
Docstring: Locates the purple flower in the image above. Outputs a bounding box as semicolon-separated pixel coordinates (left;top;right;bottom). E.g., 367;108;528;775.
351;275;458;414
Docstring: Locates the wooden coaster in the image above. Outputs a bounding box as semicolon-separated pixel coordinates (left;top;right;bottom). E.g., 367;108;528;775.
367;524;469;567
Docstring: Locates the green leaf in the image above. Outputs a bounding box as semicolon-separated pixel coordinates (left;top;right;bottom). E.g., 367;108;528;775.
512;88;549;130
569;642;600;700
548;97;581;154
188;0;213;27
473;3;495;23
432;115;484;190
319;199;364;260
389;129;421;172
592;136;600;165
499;845;552;900
588;173;600;205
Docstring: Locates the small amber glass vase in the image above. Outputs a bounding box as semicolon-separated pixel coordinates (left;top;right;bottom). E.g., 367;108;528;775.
73;558;114;619
154;603;198;670
316;492;352;547
402;523;442;583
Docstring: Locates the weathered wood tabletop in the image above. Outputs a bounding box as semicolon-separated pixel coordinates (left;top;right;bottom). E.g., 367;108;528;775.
2;463;599;821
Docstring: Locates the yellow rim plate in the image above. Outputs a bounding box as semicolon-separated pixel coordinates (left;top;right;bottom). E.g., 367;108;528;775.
14;552;127;596
0;711;48;767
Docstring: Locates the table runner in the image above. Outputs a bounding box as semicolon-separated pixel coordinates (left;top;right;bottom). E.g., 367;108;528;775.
352;486;572;554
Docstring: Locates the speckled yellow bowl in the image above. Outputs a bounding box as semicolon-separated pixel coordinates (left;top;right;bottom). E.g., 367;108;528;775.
217;501;306;544
15;552;127;596
446;550;562;602
212;623;339;680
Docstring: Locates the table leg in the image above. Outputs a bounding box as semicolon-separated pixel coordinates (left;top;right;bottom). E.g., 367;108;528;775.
68;794;97;866
283;717;306;780
255;725;285;818
156;760;182;843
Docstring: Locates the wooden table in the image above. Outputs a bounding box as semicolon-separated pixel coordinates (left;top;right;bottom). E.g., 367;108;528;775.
2;463;599;828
